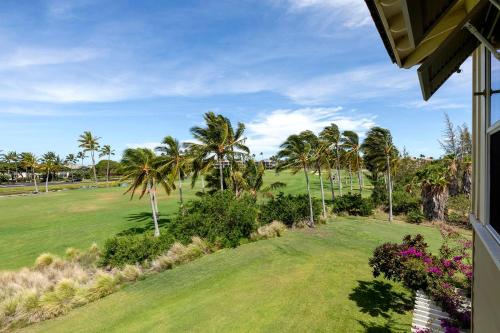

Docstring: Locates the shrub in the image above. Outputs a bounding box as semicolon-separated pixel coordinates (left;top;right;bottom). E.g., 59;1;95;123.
120;265;143;282
259;192;321;227
39;279;79;318
391;190;420;215
333;193;373;216
446;195;470;228
34;253;58;270
99;233;174;267
169;191;258;248
86;273;119;301
251;221;286;240
370;178;388;206
150;255;174;272
406;209;424;224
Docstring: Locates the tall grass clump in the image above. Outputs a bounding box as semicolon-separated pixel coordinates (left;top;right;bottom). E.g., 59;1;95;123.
251;221;287;241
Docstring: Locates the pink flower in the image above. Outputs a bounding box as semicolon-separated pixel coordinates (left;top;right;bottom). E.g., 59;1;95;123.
428;266;443;275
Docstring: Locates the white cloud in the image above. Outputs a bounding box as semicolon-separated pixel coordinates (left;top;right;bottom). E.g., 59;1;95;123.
125;142;161;151
0;47;103;68
246;107;376;156
283;0;371;28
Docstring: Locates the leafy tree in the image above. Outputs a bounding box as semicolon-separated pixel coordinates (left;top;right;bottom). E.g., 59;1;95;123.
276;131;316;226
65;154;77;181
320;124;343;196
120;148;171;237
362;127;398;222
2;151;19;182
99;145;115;185
78;131;100;184
415;162;449;220
156;136;190;206
20;152;39;192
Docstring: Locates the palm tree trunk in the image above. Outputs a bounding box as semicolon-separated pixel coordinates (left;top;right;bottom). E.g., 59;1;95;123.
303;165;315;227
45;170;49;193
32;167;39;193
335;145;342;196
317;164;326;218
148;182;160;237
218;155;224;191
201;175;205;193
106;154;110;186
328;165;335;204
358;169;363;193
91;150;97;185
386;154;393;223
348;166;353;192
178;173;184;206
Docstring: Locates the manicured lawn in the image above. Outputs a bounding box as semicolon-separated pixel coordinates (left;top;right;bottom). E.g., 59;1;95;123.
0;170;369;270
22;218;443;333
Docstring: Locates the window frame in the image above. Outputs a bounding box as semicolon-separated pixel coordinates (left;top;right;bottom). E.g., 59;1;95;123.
485;49;500;244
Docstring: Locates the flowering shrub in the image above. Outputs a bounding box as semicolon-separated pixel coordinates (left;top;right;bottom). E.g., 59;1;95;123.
368;226;471;329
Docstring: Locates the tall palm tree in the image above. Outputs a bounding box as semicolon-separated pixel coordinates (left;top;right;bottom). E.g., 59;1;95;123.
99;145;115;186
21;152;39;193
2;151;19;182
120;148;171;237
362;127;397;222
65;154;77;182
156;136;190;206
302;131;327;218
223;116;250;193
277;131;316;227
187;112;249;191
341;131;363;193
78;131;100;185
320;124;343;196
41;152;57;193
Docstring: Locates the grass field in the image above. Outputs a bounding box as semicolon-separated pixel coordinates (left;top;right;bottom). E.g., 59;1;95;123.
22;218;444;333
0;170;369;270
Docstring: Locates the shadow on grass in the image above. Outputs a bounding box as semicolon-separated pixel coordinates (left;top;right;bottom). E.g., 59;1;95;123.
357;318;406;333
117;212;171;236
349;280;413;319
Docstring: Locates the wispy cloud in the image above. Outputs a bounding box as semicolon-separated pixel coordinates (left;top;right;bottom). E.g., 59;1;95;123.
246;107;376;156
0;47;103;68
125;142;161;151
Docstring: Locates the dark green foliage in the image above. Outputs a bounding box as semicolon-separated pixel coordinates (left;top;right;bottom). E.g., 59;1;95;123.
95;160;123;177
100;233;174;267
259;192;321;227
333;193;373;216
370;178;388;206
446;195;470;228
169;191;258;248
406;209;424;224
391;190;420;215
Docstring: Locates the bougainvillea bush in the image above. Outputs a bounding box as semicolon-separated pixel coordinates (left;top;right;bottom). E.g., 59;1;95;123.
369;225;472;330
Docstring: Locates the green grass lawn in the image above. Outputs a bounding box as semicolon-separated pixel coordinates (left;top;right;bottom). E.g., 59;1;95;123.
0;170;369;270
21;218;444;333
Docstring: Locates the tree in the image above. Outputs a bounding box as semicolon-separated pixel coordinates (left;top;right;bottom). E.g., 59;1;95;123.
20;152;39;193
416;162;449;220
65;154;77;181
2;151;19;182
156;136;190;206
341;131;363;193
78;131;100;185
277;131;316;227
77;151;86;168
302;131;327;218
41;152;57;193
239;159;285;198
99;145;115;186
120;148;171;237
320;124;343;196
362;127;397;222
187;112;249;191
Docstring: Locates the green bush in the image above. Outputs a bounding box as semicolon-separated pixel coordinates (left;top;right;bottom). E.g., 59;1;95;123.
169;191;258;248
259;192;321;227
391;190;420;214
446;195;470;228
99;233;174;267
333;193;373;216
370;178;388;206
406;209;424;224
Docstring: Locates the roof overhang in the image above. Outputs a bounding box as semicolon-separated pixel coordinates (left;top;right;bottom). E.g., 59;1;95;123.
366;0;500;100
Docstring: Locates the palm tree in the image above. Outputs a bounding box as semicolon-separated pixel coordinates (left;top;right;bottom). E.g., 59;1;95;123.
341;131;363;193
120;148;171;237
65;154;77;182
277;131;316;227
187;112;249;191
156;136;190;206
415;162;449;220
41;152;57;193
2;151;19;182
99;145;115;186
362;127;397;222
302;131;327;218
320;124;343;196
223;116;250;193
78;131;100;185
21;152;39;193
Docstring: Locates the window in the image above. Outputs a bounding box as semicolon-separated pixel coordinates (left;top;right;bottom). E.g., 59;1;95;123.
487;50;500;236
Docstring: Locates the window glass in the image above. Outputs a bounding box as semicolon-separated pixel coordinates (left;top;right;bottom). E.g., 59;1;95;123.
492;53;500;91
491;54;500;126
490;131;500;234
491;93;500;126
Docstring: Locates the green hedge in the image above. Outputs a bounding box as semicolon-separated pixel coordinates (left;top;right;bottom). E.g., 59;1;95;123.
259;192;321;227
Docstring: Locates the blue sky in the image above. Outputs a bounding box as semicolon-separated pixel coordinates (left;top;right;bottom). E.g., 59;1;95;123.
0;0;472;160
